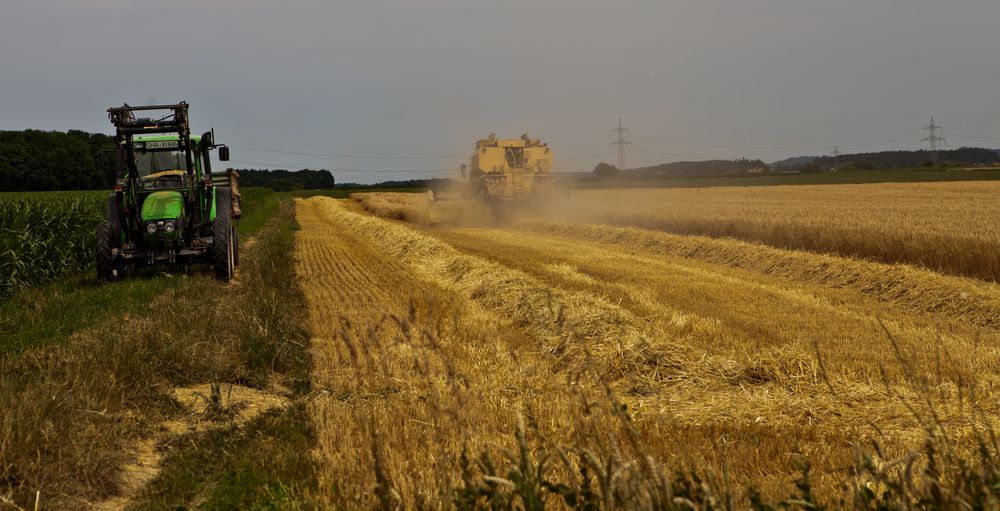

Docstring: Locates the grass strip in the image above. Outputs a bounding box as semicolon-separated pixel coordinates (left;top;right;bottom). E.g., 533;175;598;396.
0;195;314;509
0;188;277;356
129;198;316;509
131;404;315;511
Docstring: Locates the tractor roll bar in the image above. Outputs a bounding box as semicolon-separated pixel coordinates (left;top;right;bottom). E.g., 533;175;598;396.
108;101;195;225
108;102;190;136
107;102;189;114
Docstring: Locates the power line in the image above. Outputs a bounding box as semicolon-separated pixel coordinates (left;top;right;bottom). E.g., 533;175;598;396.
633;135;820;151
559;150;618;162
631;135;914;151
630;147;715;160
228;159;453;174
228;158;598;175
611;117;631;170
944;132;1000;142
231;145;462;160
922;116;946;166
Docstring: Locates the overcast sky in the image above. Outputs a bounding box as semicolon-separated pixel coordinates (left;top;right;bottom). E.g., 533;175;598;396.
2;0;998;183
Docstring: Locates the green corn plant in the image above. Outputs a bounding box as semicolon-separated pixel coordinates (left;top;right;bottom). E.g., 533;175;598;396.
0;193;105;297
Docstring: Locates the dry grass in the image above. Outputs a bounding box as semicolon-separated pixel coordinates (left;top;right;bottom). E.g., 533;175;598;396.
549;182;1000;281
295;195;1000;508
0;202;311;509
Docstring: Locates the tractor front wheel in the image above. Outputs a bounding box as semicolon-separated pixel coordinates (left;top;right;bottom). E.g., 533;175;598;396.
213;215;234;281
96;221;117;282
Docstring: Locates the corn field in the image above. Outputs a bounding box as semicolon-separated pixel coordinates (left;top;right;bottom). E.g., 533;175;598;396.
0;192;105;297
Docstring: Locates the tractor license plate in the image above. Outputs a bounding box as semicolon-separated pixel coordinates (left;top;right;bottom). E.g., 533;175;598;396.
144;140;180;149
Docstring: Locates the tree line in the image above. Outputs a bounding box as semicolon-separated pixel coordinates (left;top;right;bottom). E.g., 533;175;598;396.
233;169;335;191
594;158;769;178
0;130;117;191
0;130;343;192
796;147;999;171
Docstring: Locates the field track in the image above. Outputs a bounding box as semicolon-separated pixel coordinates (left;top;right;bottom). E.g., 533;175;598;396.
295;195;1000;506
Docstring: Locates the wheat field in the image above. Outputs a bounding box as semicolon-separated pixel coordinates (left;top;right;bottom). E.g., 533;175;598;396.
354;182;1000;281
550;182;1000;281
294;185;1000;508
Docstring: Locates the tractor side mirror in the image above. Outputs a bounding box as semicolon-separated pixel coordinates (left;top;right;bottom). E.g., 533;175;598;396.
218;146;230;161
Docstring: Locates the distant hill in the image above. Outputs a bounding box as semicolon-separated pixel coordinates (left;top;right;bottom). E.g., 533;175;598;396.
581;147;1000;183
773;148;1000;171
803;147;999;170
630;158;770;178
771;155;819;167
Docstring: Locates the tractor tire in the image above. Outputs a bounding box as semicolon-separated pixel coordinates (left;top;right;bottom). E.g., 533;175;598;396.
213;215;234;282
233;224;240;267
106;194;121;241
213;187;235;281
96;221;117;282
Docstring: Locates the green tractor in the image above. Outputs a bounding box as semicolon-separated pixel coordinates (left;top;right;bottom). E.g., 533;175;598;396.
97;102;241;282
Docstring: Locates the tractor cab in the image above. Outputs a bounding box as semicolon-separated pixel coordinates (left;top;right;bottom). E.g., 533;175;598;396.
133;138;192;191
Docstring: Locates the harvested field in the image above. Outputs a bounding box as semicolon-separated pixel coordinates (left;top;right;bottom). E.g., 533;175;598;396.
351;190;488;226
297;189;1000;508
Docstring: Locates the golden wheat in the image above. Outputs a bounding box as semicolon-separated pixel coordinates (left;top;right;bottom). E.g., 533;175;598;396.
296;198;660;505
514;220;1000;330
353;191;492;227
551;182;1000;280
294;194;1000;506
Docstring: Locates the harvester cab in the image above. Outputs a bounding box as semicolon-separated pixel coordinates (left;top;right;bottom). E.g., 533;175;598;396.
98;102;241;282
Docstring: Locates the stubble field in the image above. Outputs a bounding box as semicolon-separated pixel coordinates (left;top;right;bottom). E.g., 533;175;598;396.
293;181;1000;508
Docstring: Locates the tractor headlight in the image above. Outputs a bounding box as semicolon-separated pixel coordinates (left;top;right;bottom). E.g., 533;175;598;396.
146;222;158;234
163;221;176;233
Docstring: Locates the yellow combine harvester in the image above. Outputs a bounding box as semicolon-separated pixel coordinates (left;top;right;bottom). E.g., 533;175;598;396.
426;133;553;224
462;133;553;203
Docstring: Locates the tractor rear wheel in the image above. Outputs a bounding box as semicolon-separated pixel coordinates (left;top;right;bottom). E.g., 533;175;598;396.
232;224;240;267
213;215;234;281
96;221;117;282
